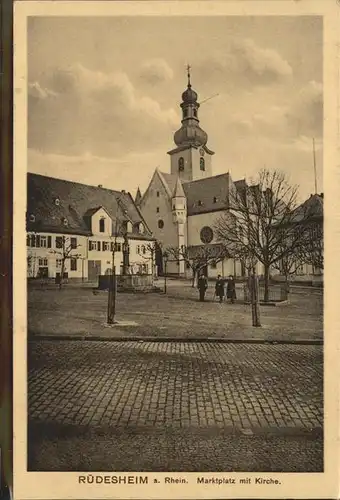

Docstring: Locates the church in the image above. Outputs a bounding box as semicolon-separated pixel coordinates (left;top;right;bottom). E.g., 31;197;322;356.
137;68;246;278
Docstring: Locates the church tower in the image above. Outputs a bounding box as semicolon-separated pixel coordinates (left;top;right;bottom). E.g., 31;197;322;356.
167;66;215;182
172;176;187;275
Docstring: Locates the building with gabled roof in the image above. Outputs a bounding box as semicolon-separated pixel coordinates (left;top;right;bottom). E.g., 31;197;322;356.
26;173;155;281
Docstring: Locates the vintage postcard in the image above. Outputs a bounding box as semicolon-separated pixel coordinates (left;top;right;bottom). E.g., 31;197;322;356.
13;0;339;499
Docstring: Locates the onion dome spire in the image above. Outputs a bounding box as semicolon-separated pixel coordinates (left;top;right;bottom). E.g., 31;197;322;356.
174;65;208;148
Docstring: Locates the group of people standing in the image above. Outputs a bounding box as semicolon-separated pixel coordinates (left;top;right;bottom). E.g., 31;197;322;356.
197;274;237;303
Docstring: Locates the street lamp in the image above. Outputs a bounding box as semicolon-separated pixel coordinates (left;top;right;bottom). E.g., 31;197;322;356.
163;250;169;294
122;232;130;276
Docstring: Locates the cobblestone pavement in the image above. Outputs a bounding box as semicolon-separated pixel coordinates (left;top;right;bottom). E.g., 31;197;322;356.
29;341;322;431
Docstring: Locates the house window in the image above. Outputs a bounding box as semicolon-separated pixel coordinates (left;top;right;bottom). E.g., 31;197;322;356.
200;157;205;171
28;234;36;247
103;242;110;251
156;191;160;197
213;197;217;203
56;236;63;249
89;241;98;251
70;237;77;249
210;260;217;269
178;157;184;171
158;220;164;229
38;258;48;267
70;258;77;271
136;245;140;254
56;259;62;268
142;245;146;254
40;236;47;248
99;218;105;233
156;207;160;213
115;242;122;252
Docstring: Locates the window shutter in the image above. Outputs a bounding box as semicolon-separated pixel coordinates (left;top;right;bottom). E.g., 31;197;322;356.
89;241;92;251
26;235;30;247
36;235;41;247
31;235;36;248
47;236;52;248
97;241;101;251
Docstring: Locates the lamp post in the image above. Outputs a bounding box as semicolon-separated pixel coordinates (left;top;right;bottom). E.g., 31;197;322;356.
250;267;261;327
122;233;130;275
163;251;168;294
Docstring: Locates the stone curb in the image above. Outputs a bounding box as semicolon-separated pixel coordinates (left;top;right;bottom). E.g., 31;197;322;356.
28;334;323;345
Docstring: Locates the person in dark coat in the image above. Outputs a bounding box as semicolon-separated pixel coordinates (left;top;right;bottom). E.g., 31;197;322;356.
215;275;225;303
226;275;236;303
197;274;208;302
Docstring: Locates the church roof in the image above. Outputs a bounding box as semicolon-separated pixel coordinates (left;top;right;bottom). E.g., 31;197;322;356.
27;173;154;239
159;171;236;215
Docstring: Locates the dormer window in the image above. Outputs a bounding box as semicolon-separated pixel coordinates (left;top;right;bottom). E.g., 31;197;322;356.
200;157;205;171
178;157;184;172
139;222;144;234
55;198;60;206
126;221;132;233
213;197;218;203
99;218;105;233
62;217;68;227
29;214;35;222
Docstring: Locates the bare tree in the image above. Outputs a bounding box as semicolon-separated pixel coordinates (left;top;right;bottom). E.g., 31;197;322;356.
214;169;309;302
50;236;81;290
271;242;307;287
301;222;323;273
167;244;228;287
139;241;157;276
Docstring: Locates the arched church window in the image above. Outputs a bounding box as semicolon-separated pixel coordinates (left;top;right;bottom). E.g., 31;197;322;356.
158;220;164;229
178;157;184;171
183;109;188;118
200;157;205;171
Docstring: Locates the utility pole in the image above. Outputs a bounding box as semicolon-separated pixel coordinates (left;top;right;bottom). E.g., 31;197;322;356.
313;137;318;195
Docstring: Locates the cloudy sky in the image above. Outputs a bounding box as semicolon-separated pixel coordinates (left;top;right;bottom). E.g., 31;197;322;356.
27;15;323;201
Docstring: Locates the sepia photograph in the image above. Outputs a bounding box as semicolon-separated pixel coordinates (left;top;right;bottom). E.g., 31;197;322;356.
12;1;339;499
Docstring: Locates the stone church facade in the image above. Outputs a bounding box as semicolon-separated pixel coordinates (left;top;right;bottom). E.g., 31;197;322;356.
138;71;246;278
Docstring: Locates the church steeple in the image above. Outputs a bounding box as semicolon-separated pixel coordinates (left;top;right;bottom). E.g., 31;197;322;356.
168;67;215;182
135;187;142;206
173;65;208;148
